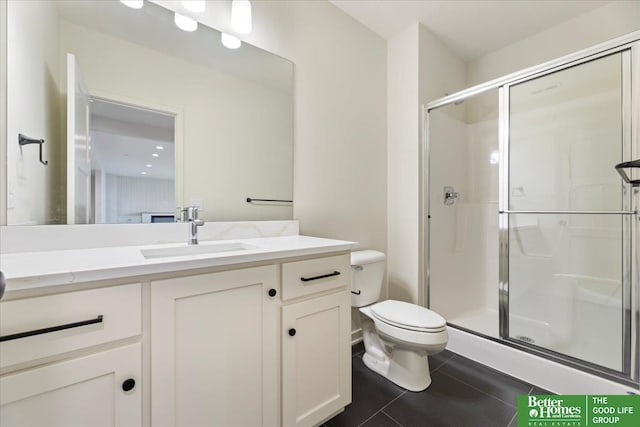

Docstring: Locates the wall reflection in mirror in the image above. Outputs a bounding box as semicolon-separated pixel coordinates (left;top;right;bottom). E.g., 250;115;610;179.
5;0;293;225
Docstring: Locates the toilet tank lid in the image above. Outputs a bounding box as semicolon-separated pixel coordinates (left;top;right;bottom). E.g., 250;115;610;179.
371;300;446;330
351;250;385;265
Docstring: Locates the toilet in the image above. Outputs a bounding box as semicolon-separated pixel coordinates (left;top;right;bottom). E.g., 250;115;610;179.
351;250;448;392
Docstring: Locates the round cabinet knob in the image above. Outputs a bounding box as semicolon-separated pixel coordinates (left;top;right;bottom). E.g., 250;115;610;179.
268;288;277;297
122;378;136;392
288;328;296;337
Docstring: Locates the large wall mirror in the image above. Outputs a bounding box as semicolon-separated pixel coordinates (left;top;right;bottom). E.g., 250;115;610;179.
4;0;293;225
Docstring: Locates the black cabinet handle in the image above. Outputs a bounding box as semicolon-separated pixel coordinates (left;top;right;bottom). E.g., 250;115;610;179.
288;328;296;337
351;290;361;295
268;288;277;297
300;271;341;282
0;315;104;342
122;378;136;392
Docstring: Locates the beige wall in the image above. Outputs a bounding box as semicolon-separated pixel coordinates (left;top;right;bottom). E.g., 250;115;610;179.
156;1;388;252
6;1;64;225
387;24;466;306
386;24;420;304
467;1;640;86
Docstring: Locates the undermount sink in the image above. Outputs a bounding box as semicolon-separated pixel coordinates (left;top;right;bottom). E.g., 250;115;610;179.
141;242;257;259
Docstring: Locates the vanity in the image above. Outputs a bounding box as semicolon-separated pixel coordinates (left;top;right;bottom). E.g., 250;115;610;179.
0;230;354;427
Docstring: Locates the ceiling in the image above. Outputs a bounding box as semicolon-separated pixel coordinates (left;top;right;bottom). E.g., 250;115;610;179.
329;0;610;61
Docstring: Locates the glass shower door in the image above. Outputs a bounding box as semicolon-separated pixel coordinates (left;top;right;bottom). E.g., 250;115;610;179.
504;51;633;373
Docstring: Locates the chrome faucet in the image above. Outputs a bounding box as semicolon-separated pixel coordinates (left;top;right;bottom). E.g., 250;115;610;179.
184;206;204;245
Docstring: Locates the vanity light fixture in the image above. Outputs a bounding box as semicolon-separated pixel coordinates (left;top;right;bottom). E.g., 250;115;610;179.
182;0;205;14
120;0;144;9
155;145;164;150
152;153;159;157
221;33;241;49
174;12;198;32
231;0;252;34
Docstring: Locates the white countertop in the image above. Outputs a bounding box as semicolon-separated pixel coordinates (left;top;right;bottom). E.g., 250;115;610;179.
1;235;355;294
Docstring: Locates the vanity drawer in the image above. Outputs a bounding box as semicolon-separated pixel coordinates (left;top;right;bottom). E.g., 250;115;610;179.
281;254;350;301
0;283;141;370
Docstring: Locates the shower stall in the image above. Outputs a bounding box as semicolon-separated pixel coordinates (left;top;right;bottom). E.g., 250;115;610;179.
424;34;640;387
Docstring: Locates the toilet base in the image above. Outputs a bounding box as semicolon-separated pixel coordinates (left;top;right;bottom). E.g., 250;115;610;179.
362;346;432;392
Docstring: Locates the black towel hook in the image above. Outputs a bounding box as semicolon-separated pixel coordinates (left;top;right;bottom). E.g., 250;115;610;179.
615;159;640;187
18;134;48;166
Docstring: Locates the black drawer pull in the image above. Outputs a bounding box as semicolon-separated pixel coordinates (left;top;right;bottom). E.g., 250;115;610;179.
0;315;104;342
300;271;341;282
122;378;136;392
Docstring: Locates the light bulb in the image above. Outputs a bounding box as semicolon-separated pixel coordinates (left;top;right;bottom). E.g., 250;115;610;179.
221;33;241;49
231;0;252;34
174;13;198;32
182;0;205;13
120;0;143;9
155;145;164;150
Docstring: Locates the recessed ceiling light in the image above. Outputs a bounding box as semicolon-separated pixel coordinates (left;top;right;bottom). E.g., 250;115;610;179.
221;33;241;49
175;12;198;32
155;145;164;150
141;171;147;175
152;153;159;157
182;0;205;13
120;0;143;9
146;164;153;168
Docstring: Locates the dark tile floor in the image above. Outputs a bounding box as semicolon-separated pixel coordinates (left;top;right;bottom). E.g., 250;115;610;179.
325;342;552;427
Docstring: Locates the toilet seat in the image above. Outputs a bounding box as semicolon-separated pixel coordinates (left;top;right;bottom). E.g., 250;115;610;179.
371;300;446;333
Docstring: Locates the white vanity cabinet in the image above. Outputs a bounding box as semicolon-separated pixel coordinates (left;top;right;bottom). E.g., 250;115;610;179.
150;265;280;427
1;244;353;427
0;284;143;427
281;255;352;427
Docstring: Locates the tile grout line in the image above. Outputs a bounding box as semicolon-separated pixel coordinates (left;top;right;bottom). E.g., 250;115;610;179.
437;369;523;409
356;390;407;427
380;410;404;427
430;354;456;374
506;410;517;427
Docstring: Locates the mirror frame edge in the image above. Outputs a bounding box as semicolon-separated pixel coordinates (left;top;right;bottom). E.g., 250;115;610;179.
1;0;7;226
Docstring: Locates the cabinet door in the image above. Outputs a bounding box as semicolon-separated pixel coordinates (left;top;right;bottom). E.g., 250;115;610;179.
282;291;351;427
0;343;141;427
151;266;279;427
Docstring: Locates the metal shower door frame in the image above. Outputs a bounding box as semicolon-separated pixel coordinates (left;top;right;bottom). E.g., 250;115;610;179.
423;33;640;387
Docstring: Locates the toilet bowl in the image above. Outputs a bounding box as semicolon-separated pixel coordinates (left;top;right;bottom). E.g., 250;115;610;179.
351;250;448;391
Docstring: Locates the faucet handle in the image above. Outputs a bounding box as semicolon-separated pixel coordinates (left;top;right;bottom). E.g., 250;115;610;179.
176;207;189;222
186;206;200;221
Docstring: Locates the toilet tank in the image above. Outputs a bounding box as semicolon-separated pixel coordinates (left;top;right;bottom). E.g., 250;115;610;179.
350;250;386;307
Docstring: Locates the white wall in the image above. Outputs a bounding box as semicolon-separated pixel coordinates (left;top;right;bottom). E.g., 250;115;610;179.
6;1;64;225
467;1;640;86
